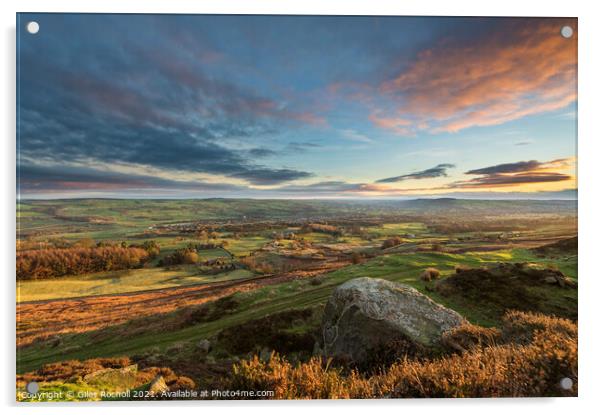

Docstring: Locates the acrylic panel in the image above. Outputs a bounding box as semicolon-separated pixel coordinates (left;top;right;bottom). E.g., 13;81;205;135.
16;14;577;401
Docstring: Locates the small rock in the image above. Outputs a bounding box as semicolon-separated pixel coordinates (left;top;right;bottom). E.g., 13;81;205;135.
148;375;169;396
198;339;211;353
259;347;272;362
543;276;558;284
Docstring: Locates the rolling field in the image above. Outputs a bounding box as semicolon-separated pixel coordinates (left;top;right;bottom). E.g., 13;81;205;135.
17;266;254;302
17;247;576;373
16;198;578;397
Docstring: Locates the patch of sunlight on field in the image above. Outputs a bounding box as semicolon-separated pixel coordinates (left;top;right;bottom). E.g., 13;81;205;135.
226;236;269;256
17;267;254;302
362;222;428;238
301;232;332;243
382;222;426;232
464;250;514;261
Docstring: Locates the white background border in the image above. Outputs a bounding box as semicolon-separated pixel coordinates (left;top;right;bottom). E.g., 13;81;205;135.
2;1;600;414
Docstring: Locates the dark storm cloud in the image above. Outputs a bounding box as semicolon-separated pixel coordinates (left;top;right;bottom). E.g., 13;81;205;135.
447;158;573;188
18;164;243;192
247;148;278;158
376;164;455;183
229;168;313;185
17;14;313;187
449;172;572;188
465;160;542;175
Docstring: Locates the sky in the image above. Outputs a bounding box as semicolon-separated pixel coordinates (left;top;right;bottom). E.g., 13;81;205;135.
17;14;577;199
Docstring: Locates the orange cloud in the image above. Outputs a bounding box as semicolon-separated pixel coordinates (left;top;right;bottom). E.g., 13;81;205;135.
446;157;576;191
373;19;577;135
368;113;413;135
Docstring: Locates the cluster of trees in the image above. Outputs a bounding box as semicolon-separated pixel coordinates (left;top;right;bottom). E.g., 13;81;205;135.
424;216;576;235
16;246;151;280
132;240;161;258
187;242;225;250
159;248;199;266
195;229;221;240
239;255;274;274
300;223;343;237
381;237;403;249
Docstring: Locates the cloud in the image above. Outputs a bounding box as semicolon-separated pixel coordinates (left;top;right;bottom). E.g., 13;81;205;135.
465;158;571;175
371;19;577;135
247;148;278;158
450;172;572;188
17;15;316;188
377;163;455;183
18;163;244;193
339;129;374;143
449;158;574;188
465;160;543;175
284;142;323;153
229;168;313;186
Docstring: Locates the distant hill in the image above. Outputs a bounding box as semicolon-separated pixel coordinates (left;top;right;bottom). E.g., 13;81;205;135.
396;198;577;215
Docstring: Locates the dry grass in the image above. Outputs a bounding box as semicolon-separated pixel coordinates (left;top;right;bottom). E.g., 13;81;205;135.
420;267;441;282
17;357;195;392
228;311;577;398
16;261;350;346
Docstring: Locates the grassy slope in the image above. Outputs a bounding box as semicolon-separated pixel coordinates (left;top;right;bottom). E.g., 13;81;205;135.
17;248;577;373
17;267;254;302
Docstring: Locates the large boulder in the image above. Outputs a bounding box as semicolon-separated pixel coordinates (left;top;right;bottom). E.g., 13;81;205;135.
320;277;465;366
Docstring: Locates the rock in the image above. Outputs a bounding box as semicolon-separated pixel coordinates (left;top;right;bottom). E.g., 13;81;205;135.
543;276;558;284
259;347;272;362
83;365;138;389
148;375;169;396
197;339;211;353
321;277;465;366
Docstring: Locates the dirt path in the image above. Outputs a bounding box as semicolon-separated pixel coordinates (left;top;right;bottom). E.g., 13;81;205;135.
17;261;349;347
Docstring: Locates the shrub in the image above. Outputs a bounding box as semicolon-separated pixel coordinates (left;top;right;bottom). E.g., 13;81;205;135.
227;311;577;398
141;240;161;258
420;267;441;282
351;252;363;264
160;248;198;266
441;323;501;352
230;354;370;399
381;237;403;249
300;223;343;237
16;246;150;280
431;243;444;252
17;357;195;393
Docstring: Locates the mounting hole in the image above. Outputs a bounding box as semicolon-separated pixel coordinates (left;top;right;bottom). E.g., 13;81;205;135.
560;377;573;390
26;21;39;35
26;381;39;394
560;25;573;39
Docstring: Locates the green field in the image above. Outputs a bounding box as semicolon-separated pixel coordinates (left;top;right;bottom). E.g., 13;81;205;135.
16;247;577;373
16;197;578;401
17;266;254;302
